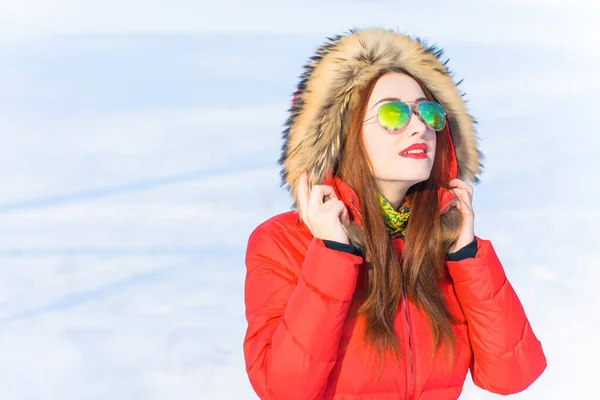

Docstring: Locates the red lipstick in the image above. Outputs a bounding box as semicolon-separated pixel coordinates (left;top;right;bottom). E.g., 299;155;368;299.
399;143;428;159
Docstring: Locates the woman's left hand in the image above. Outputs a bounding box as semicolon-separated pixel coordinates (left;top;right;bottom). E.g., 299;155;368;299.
448;178;475;253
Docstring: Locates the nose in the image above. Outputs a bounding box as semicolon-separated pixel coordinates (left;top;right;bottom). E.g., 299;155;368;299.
406;111;428;138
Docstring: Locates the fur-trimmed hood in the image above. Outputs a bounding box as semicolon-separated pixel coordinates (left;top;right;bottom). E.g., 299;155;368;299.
278;28;483;208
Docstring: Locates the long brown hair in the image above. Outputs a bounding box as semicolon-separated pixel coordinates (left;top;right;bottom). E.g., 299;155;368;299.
336;70;463;366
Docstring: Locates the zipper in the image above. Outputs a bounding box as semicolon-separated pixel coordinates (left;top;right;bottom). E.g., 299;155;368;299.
351;198;414;398
402;290;414;400
398;240;414;400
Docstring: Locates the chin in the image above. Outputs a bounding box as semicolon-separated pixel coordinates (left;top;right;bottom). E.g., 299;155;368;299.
376;162;433;186
392;162;433;182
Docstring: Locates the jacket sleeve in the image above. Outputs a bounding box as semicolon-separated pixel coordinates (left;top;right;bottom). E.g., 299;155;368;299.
243;225;363;400
446;237;547;395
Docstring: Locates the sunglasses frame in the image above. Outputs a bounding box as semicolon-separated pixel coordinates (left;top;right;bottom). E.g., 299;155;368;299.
363;99;447;132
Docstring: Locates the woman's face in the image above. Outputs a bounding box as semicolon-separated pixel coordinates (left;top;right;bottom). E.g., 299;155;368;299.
362;72;437;188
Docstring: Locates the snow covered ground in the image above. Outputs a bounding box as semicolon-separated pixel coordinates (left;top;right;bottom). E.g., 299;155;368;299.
0;1;598;398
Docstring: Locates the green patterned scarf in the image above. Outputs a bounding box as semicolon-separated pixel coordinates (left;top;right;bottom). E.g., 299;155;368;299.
377;193;410;238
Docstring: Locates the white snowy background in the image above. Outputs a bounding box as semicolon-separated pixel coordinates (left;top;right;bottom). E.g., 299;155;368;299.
0;0;598;399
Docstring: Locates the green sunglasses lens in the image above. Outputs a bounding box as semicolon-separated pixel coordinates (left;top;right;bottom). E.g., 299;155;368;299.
417;101;446;131
378;102;411;131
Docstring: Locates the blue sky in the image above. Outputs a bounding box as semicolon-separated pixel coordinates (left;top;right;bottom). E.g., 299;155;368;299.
0;1;598;399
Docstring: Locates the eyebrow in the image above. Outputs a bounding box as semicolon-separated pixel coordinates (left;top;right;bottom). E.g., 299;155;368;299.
371;96;427;109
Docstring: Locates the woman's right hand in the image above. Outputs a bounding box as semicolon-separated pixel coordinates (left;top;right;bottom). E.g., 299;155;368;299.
297;171;350;245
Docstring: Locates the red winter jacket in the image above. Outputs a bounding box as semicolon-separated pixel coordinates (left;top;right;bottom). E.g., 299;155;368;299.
243;185;546;399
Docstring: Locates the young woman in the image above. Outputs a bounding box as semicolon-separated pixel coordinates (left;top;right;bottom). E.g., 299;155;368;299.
243;28;546;400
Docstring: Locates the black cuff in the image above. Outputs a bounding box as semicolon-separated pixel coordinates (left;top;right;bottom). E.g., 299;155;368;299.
447;238;478;261
323;240;362;256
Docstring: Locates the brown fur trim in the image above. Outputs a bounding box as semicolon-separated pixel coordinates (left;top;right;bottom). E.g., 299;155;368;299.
279;28;483;208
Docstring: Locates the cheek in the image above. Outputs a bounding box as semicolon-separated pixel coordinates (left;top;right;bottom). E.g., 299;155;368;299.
363;126;394;162
362;127;390;162
427;130;437;156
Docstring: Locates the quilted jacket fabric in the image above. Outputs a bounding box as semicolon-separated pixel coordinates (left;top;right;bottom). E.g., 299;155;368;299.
243;205;546;399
